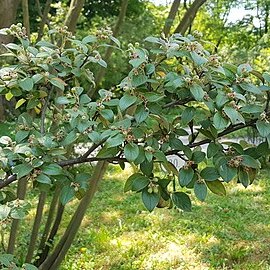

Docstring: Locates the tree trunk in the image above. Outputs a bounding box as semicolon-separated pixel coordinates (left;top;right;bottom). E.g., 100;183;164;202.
174;0;207;35
37;0;53;41
64;0;85;34
0;0;21;45
39;161;108;270
163;0;181;37
0;0;21;121
88;0;129;97
22;0;30;37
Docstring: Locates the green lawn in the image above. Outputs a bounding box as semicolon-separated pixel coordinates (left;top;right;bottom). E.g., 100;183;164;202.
59;166;270;270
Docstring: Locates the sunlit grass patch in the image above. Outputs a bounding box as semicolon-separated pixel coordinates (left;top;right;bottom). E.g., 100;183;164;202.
61;168;270;269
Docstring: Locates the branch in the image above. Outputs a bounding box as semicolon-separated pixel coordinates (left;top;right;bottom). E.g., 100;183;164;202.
166;117;259;156
174;0;207;35
162;97;194;108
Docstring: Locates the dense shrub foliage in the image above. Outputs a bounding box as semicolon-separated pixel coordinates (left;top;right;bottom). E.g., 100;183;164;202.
0;24;270;268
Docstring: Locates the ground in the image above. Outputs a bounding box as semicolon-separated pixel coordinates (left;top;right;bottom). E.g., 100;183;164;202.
57;166;270;270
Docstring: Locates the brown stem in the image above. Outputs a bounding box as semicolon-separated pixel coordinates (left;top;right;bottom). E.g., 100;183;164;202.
39;161;108;270
36;186;60;253
7;177;28;254
37;0;53;42
25;191;47;263
174;0;207;35
35;201;65;266
163;0;181;37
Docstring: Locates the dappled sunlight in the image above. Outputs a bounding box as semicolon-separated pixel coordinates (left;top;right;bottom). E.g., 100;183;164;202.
142;240;210;270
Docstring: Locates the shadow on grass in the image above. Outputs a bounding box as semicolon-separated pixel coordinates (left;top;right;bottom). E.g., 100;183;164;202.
61;166;270;270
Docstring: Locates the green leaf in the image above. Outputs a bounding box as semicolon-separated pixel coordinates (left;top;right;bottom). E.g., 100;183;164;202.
60;186;75;205
132;74;148;87
82;35;97;44
119;94;137;111
10;208;26;219
169;138;184;150
200;167;220;181
142;189;159;212
15;98;26;109
42;164;62;175
128;173;150;192
218;163;237;182
36;174;51;185
62;130;77;146
192;151;206;163
55;96;70;105
0;205;11;220
223;106;245;124
145;63;155;75
240;104;263;114
135;105;149;123
194;181;207;201
190;84;205;101
13;163;33;179
213;112;229;130
100;109;114;122
140;161;153;177
172;192;192;212
238;168;249;188
179;167;194;187
106;134;124;148
256;120;270;137
241;155;261;169
240;83;261;94
15;130;29;143
36;40;57;48
206;180;226;196
124;143;139;162
190;51;208;65
207;142;221;158
19;78;34;91
181;107;196;124
49;77;66;91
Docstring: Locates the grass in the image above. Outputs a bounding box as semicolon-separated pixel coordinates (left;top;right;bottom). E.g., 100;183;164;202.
59;166;270;270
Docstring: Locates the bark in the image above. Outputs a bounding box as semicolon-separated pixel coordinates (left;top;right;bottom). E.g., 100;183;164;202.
0;97;6;122
7;178;27;253
37;0;53;41
0;0;21;121
26;192;47;263
64;0;85;34
163;0;181;37
22;0;30;37
88;0;129;97
39;161;108;270
0;0;21;45
174;0;207;35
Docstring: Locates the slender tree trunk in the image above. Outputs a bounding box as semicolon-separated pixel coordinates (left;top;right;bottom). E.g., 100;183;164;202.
163;0;181;37
0;0;21;122
22;0;30;37
64;0;85;34
7;178;27;253
26;191;47;263
37;0;53;41
39;161;108;270
35;200;65;266
174;0;207;35
0;0;21;45
88;0;129;97
0;97;6;122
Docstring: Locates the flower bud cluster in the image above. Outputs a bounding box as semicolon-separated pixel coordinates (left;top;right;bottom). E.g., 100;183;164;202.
227;156;243;168
7;23;28;39
183;160;195;170
96;27;113;40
